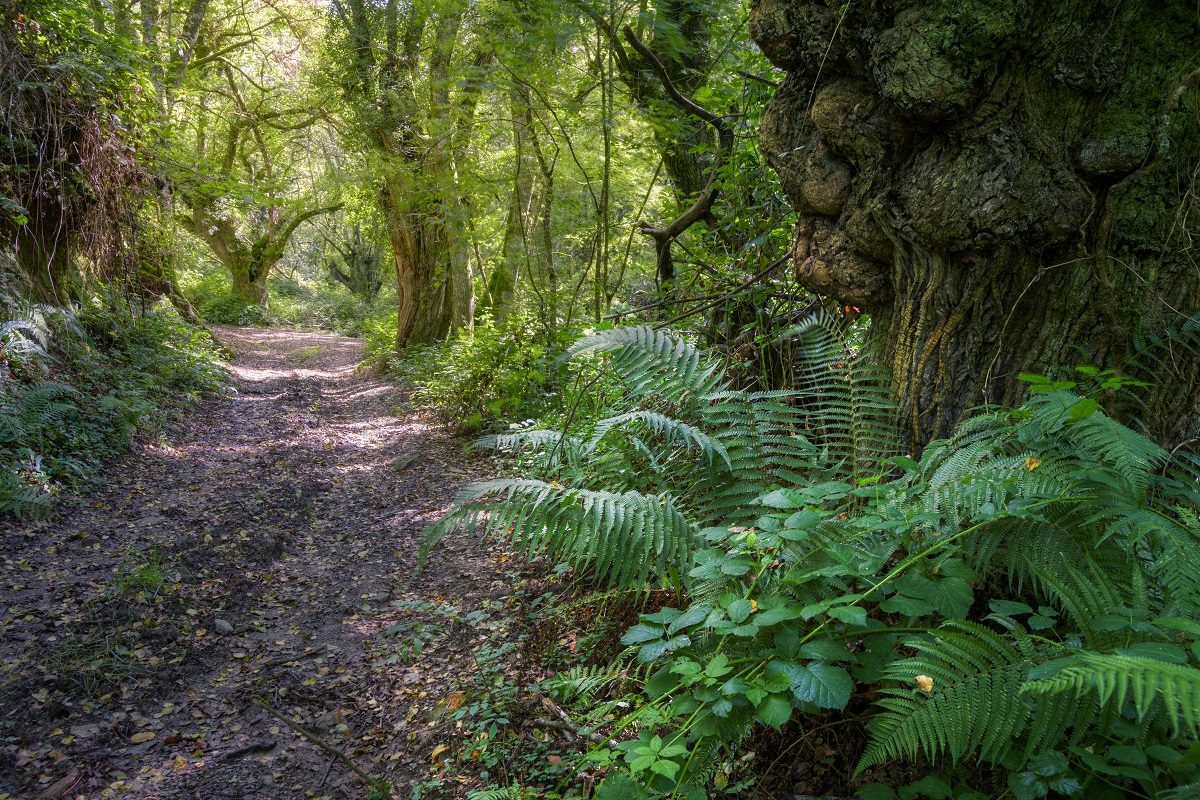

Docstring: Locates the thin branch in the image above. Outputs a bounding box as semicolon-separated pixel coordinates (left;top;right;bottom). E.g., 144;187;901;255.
655;251;794;329
619;25;735;287
529;697;620;748
253;698;390;796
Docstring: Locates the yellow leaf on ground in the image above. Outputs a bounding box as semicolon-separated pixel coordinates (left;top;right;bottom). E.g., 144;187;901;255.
130;731;156;744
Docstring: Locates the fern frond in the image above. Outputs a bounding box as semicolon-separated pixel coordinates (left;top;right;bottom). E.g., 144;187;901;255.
472;429;582;469
586;411;731;469
860;621;1061;771
777;310;899;481
1022;653;1200;738
1021;391;1166;493
543;664;624;704
426;479;698;590
566;326;723;400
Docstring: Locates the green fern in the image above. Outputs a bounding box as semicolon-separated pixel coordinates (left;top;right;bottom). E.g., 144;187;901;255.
586;410;731;469
1022;653;1200;738
860;620;1059;770
428;321;880;589
423;479;698;590
860;388;1200;779
566;326;723;402
543;664;624;704
466;787;538;800
776;311;898;482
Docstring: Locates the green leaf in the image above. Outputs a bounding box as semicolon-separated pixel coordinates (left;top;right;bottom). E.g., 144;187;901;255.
858;784;898;800
637;635;690;662
1028;750;1068;776
756;694;793;729
1007;771;1048;800
621;623;664;645
799;600;832;619
667;604;712;635
704;654;732;678
754;605;804;626
761;664;793;693
799;638;853;661
879;593;935;616
1116;642;1189;664
905;774;952;799
890;573;973;619
785;661;853;709
642;607;682;624
595;774;650;800
989;599;1034;616
760;488;806;509
645;665;680;699
727;599;753;624
783;509;825;530
1068;397;1099;420
774;627;801;658
828;605;868;626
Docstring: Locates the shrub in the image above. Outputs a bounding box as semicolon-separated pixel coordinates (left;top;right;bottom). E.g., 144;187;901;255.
197;292;270;326
394;315;569;433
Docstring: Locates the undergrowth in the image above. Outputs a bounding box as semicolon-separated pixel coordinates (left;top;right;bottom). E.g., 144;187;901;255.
187;266;392;334
1;294;225;519
383;314;573;433
425;315;1200;800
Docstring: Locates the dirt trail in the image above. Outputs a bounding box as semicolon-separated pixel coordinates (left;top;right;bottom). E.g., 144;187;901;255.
0;327;518;799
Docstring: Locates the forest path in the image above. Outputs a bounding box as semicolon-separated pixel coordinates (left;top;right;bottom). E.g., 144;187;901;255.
1;326;520;799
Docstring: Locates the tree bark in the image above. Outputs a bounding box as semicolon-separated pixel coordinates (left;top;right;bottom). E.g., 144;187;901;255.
751;0;1200;450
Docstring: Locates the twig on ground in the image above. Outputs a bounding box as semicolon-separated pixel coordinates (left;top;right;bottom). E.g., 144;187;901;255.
529;697;620;748
318;753;337;789
253;697;390;797
222;741;275;761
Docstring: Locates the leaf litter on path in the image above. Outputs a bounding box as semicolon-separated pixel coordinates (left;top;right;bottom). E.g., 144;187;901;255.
0;326;524;799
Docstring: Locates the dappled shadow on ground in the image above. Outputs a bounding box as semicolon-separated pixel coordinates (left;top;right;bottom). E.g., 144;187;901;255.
0;325;519;799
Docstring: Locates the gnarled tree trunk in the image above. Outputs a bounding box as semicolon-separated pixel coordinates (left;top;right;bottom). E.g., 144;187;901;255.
751;0;1200;450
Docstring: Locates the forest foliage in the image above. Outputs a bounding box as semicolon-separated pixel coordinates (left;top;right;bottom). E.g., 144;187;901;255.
2;0;1199;798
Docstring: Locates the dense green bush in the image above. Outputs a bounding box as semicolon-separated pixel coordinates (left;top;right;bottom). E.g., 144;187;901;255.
430;319;1200;799
390;316;570;433
197;292;270;327
0;299;224;518
187;266;391;334
264;273;392;335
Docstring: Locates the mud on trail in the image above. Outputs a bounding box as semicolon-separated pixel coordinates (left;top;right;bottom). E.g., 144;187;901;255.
0;326;530;799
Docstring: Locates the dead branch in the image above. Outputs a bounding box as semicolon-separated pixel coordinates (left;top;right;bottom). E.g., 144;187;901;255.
619;25;734;289
253;697;390;797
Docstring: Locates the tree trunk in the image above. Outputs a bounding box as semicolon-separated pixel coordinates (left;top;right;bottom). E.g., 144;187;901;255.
491;83;538;323
751;0;1200;450
384;175;462;348
230;261;269;309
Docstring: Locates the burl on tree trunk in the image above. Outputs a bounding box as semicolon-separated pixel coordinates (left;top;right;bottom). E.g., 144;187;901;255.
750;0;1200;450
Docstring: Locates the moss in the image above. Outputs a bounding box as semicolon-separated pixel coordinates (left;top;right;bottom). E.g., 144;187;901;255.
870;0;1023;116
1077;107;1151;177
